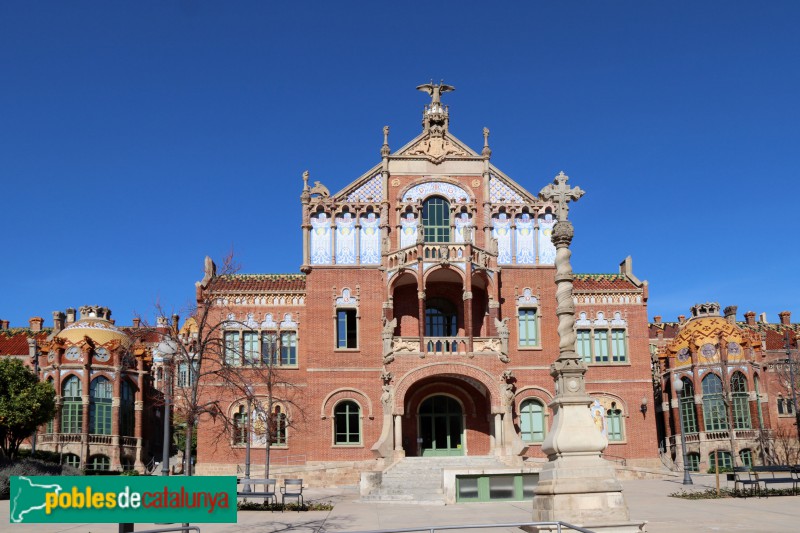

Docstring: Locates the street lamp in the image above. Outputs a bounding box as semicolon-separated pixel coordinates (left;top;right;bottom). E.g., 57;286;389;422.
673;377;693;485
27;338;40;455
157;340;178;477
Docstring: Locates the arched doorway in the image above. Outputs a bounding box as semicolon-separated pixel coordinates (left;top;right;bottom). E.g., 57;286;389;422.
418;395;464;456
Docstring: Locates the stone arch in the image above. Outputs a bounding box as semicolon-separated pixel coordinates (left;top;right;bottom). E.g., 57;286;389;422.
588;391;629;416
422;264;466;287
406;382;478;417
515;385;553;410
321;388;373;419
394;362;499;414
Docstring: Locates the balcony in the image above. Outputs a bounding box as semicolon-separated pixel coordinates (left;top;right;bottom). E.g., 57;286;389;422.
36;433;141;449
391;336;503;358
667;428;772;447
386;243;495;271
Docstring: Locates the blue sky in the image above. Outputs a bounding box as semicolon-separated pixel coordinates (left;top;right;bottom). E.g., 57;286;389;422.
1;1;798;327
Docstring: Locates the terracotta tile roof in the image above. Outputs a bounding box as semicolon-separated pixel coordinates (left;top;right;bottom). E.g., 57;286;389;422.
0;329;51;357
573;274;638;291
208;274;306;293
762;328;798;350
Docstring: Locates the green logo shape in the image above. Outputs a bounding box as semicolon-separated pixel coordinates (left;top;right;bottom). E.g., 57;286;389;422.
10;476;237;523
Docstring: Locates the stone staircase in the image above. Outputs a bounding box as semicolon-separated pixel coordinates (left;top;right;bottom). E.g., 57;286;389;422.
361;455;508;505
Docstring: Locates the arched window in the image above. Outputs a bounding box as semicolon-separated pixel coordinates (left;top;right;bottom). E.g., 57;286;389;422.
739;449;753;468
702;374;728;431
606;402;624;441
61;376;82;434
709;450;732;472
233;405;248;445
731;372;751;430
679;378;697;434
90;376;113;435
686;452;700;472
519;399;546;443
273;405;287;446
63;453;81;469
425;298;458;337
334;400;361;445
422;196;450;242
120;380;135;437
87;455;110;471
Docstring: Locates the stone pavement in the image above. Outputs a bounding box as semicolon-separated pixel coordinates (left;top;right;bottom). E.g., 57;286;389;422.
3;475;800;532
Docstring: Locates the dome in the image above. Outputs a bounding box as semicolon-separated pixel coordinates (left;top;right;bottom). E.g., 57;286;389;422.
57;305;131;348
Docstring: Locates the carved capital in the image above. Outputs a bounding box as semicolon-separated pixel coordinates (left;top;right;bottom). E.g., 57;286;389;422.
550;220;574;247
462;291;473;300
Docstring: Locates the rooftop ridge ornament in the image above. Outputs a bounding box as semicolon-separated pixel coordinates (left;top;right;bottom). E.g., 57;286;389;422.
538;171;585;221
416;80;455;107
417;80;454;134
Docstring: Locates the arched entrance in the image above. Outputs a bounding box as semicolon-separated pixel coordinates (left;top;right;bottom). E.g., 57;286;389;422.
418;395;464;456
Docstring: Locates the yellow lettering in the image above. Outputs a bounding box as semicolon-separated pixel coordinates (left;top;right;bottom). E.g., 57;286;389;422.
59;493;70;508
45;492;58;515
72;486;84;509
106;492;117;508
92;492;104;507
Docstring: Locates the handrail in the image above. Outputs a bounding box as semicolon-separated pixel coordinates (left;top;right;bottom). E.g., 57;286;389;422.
343;521;594;533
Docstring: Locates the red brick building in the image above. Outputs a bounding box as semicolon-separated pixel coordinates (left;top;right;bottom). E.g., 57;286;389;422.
650;305;800;471
194;85;660;481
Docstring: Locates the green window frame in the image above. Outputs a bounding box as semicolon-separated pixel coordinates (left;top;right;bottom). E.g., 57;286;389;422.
519;399;546;443
422;196;451;242
731;372;751;430
334;400;361;445
576;330;592;363
120;380;135;437
280;331;297;366
90;377;112;435
64;453;81;468
273;406;287;446
456;474;539;502
243;331;260;365
224;331;241;366
262;333;278;365
611;329;627;362
709;450;732;471
739;449;753;468
518;308;538;347
593;330;609;363
606;406;624;441
87;455;110;471
425;298;458;337
679;378;698;434
337;310;358;349
686;453;700;472
61;376;82;434
702;374;728;431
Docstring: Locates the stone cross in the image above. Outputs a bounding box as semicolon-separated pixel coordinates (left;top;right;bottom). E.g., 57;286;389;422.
538;171;585;221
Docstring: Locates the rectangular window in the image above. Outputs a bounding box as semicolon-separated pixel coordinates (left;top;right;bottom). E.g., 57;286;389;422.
261;333;278;365
243;332;259;365
606;410;623;441
178;363;188;388
687;453;700;472
224;331;241;366
280;331;297;366
593;330;609;363
62;402;82;434
611;329;627;362
518;309;538;347
576;330;591;363
337;309;358;349
233;411;248;445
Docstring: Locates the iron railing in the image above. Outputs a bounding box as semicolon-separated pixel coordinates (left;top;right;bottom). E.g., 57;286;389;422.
343;521;594;533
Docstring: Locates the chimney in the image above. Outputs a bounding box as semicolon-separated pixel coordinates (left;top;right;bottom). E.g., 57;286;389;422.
678;315;686;325
132;318;141;329
653;316;662;324
759;312;768;324
29;317;44;332
745;311;756;325
52;311;66;332
0;320;9;329
66;308;76;325
724;305;738;324
172;314;180;331
779;311;791;326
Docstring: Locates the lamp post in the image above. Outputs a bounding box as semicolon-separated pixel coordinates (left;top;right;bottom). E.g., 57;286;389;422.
673;377;693;485
242;385;253;493
27;338;40;455
157;340;178;477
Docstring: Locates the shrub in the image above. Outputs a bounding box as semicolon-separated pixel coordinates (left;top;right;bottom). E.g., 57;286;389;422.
0;458;80;500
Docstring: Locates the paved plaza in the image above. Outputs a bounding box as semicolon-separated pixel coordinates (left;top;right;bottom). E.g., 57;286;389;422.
3;475;800;533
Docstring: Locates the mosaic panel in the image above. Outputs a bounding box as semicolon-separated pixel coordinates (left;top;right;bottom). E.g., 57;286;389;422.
402;181;470;202
489;174;524;203
346;173;383;202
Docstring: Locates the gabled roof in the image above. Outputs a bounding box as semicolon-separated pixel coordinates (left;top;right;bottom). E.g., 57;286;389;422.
208;274;306;293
